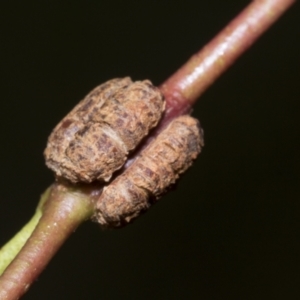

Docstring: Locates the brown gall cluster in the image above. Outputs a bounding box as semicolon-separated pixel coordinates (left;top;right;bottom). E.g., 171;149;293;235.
44;77;204;228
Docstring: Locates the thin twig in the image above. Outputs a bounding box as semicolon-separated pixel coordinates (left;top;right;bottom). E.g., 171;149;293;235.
0;182;100;300
0;188;50;275
0;0;295;299
160;0;296;123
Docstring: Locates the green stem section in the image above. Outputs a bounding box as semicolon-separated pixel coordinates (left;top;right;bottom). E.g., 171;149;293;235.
0;182;99;300
0;189;50;275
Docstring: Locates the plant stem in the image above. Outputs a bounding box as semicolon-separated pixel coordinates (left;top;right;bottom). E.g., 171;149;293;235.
0;0;295;299
160;0;296;123
0;182;100;300
128;0;295;159
0;188;50;275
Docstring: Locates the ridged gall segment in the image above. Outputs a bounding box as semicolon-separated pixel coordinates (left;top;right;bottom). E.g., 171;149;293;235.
65;123;128;183
91;80;165;151
44;77;165;183
95;115;204;228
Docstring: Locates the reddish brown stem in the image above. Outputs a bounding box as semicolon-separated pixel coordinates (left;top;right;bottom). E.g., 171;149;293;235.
160;0;296;123
0;182;100;300
0;0;295;299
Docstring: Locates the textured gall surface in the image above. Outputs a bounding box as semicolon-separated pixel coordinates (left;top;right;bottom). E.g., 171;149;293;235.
95;115;204;228
44;78;165;183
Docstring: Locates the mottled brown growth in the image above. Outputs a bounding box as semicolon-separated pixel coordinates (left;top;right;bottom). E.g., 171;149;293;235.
95;115;204;228
44;77;165;183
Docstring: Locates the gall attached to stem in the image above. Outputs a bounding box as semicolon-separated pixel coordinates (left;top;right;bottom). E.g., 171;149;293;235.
44;77;165;183
44;77;204;228
95;115;204;228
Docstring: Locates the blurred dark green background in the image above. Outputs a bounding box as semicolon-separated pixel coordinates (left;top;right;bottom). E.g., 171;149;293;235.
0;1;299;299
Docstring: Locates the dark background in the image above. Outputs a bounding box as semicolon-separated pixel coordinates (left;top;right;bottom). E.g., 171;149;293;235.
0;1;299;299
